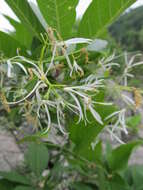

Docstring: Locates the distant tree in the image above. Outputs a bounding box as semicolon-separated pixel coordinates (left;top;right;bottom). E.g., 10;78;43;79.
110;6;143;51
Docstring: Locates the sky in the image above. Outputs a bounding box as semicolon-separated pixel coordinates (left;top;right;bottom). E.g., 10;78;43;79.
0;0;143;31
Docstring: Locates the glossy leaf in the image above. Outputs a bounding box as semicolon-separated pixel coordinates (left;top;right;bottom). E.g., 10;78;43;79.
78;0;136;38
37;0;78;39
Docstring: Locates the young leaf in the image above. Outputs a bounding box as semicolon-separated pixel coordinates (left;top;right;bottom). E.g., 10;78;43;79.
37;0;78;39
25;143;49;176
107;141;142;171
78;0;136;38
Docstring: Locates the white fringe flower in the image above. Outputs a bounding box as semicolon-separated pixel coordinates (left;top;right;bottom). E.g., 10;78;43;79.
105;108;128;143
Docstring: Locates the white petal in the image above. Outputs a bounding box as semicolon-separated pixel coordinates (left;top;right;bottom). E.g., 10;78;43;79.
106;128;125;144
46;44;57;74
45;105;51;131
63;38;92;46
83;104;91;123
32;68;41;78
132;61;143;67
89;105;103;125
57;106;68;135
20;56;41;73
122;94;135;106
7;60;13;78
126;73;134;78
105;110;121;121
93;101;113;105
68;92;83;123
7;81;41;105
63;49;73;71
12;62;28;75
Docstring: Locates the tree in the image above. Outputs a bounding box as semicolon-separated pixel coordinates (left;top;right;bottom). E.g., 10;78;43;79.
110;5;143;51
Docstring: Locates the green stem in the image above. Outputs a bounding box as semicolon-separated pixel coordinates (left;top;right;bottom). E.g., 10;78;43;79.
39;45;46;67
43;49;81;63
39;37;49;70
0;49;81;65
45;78;52;86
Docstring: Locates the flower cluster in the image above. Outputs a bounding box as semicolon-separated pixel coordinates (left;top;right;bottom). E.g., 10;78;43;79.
0;35;143;144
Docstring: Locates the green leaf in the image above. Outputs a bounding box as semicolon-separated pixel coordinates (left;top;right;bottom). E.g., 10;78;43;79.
69;111;104;156
126;114;141;129
25;142;49;176
97;170;130;190
69;100;116;160
51;161;65;181
0;171;30;185
107;141;142;171
97;168;109;190
128;165;143;190
19;129;49;143
88;141;103;163
76;139;103;163
70;182;93;190
14;186;35;190
0;179;16;190
5;0;44;40
108;174;130;190
4;16;33;49
37;0;78;39
78;0;136;38
24;77;38;92
0;31;25;56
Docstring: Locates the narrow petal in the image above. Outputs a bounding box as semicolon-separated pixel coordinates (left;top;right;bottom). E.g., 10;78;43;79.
7;81;41;105
89;105;103;125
